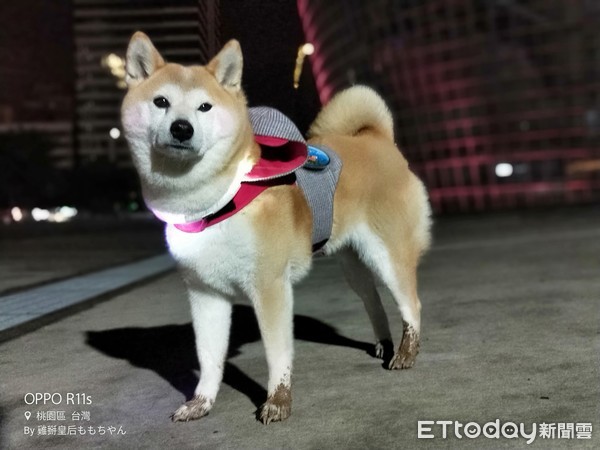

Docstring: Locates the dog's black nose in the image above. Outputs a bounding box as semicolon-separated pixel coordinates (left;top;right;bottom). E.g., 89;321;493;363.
170;120;194;142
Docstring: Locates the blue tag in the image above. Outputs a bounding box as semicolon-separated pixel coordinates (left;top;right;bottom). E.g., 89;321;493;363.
304;146;330;170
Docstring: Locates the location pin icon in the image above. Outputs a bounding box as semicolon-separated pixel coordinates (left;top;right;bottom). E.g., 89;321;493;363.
24;411;31;421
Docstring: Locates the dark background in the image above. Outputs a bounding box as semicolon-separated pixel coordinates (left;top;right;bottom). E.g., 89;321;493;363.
0;0;321;214
1;0;600;216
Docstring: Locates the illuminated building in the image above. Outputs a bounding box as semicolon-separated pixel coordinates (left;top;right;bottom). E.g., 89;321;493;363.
298;0;600;212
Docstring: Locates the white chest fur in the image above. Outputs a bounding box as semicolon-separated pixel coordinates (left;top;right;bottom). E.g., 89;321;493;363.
165;212;257;296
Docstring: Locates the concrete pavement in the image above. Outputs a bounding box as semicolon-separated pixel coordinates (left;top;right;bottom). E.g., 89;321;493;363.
0;216;164;295
1;208;599;449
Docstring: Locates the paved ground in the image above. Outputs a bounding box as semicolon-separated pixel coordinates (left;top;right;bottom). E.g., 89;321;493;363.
1;208;599;449
0;216;164;295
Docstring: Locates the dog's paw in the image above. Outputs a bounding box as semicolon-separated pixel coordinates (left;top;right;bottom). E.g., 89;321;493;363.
171;395;213;422
258;384;291;425
259;400;291;425
388;347;418;369
388;324;420;370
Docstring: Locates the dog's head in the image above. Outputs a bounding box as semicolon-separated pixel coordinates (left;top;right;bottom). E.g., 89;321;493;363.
121;32;257;220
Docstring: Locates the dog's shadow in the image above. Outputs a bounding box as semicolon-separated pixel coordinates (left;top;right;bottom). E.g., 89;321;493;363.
86;305;372;408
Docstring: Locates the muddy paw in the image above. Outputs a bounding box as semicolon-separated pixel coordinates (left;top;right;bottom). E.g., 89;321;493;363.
388;323;420;370
171;395;212;422
388;346;418;369
259;400;291;424
258;384;291;425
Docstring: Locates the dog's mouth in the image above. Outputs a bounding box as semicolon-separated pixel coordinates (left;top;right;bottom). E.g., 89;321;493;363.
168;144;194;150
154;143;199;160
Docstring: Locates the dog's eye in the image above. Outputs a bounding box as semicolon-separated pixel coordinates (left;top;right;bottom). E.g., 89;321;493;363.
198;103;212;112
153;96;170;109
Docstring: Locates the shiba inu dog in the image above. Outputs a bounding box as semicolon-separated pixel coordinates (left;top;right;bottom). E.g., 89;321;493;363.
121;32;431;424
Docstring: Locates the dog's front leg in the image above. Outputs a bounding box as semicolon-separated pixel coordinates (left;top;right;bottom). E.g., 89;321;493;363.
251;277;294;424
172;288;232;422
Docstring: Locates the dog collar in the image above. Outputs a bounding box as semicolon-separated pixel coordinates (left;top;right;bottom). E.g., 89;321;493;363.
172;173;296;232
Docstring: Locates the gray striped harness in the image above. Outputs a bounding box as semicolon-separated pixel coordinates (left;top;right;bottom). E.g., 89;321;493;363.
249;107;342;254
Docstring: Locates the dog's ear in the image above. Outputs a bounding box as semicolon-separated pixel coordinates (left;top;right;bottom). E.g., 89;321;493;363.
207;40;243;91
125;32;164;87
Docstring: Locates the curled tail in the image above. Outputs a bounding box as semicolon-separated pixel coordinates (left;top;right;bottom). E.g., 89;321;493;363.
308;85;394;141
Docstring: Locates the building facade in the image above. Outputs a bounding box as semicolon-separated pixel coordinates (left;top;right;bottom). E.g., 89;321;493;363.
298;0;600;213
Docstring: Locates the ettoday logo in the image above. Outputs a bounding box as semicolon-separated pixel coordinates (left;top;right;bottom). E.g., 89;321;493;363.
418;420;537;444
418;420;593;443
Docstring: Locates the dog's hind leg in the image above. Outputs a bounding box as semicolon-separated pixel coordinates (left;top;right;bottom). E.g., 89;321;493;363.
251;276;294;424
339;247;393;360
172;288;232;422
352;225;423;370
383;256;422;370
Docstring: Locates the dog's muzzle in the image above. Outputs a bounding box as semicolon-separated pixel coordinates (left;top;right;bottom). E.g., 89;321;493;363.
152;119;198;158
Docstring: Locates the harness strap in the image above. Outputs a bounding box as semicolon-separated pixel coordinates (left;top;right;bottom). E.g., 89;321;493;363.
296;145;343;254
174;173;296;233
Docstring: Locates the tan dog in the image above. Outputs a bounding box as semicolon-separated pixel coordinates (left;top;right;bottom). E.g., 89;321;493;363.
121;32;431;424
